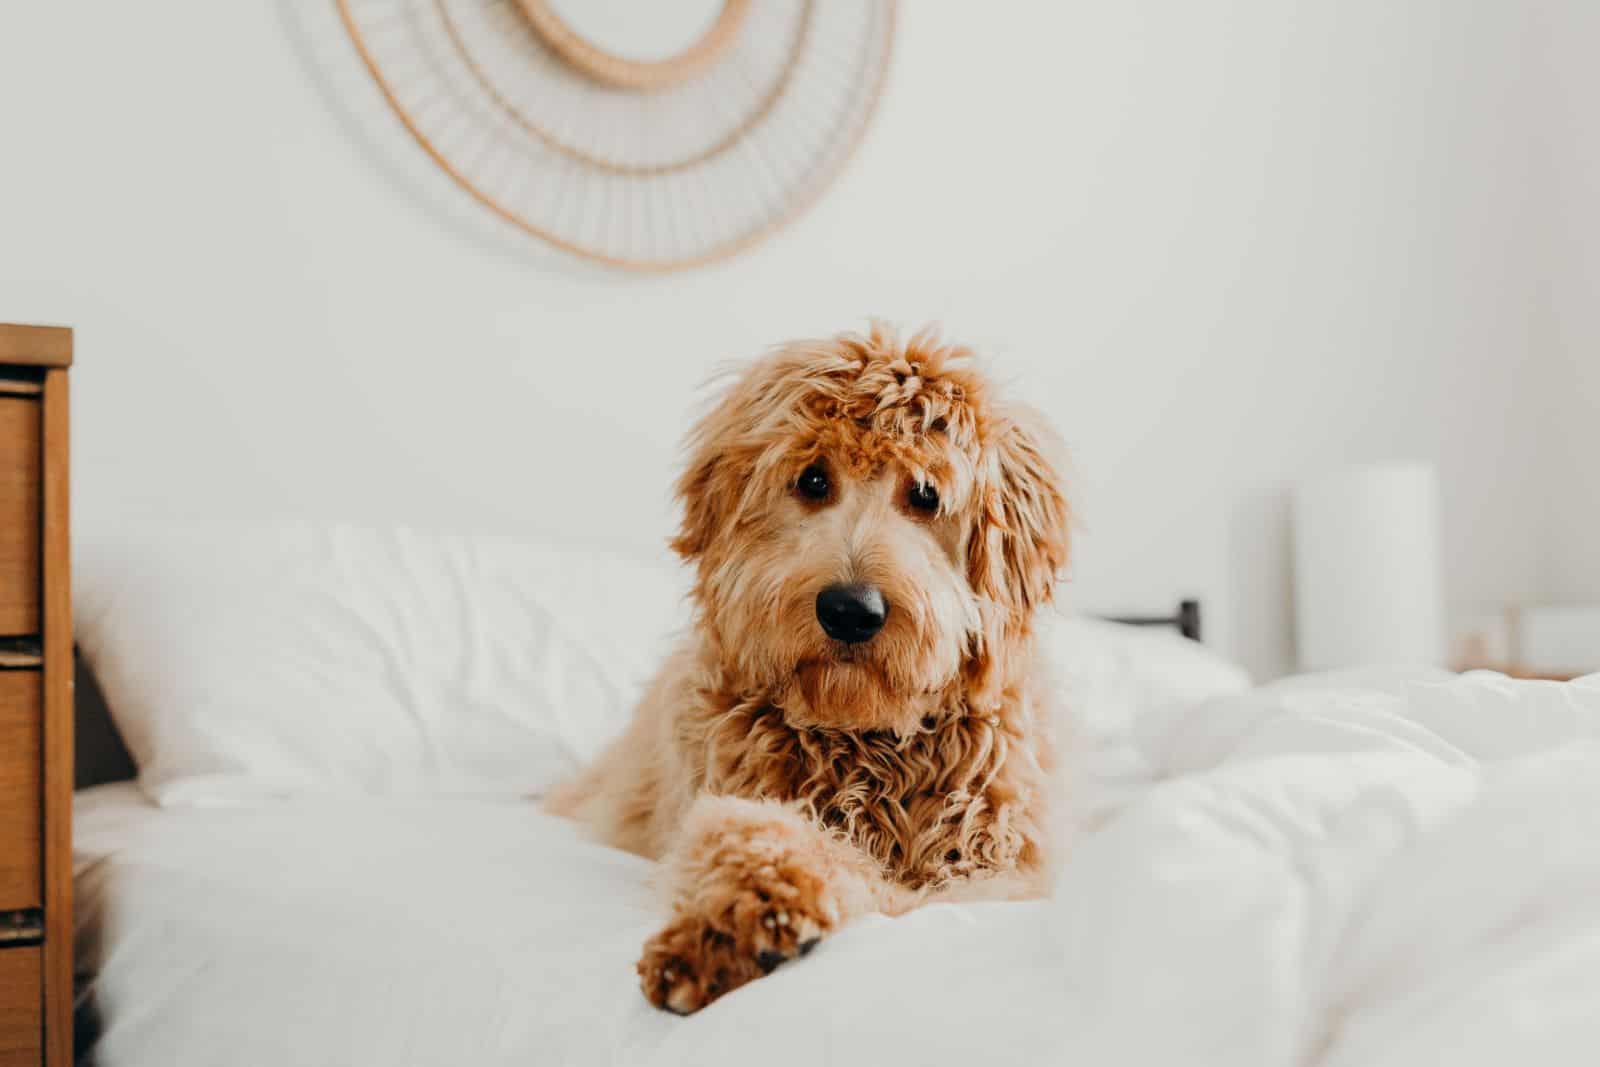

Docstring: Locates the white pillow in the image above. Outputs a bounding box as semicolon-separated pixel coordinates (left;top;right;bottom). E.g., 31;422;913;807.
1038;611;1253;826
1040;611;1253;742
75;522;690;806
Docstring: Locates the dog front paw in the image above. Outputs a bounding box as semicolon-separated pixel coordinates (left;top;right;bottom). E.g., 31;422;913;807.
638;862;834;1014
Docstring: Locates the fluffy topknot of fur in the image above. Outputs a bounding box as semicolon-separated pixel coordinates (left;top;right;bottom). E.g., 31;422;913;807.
778;323;988;450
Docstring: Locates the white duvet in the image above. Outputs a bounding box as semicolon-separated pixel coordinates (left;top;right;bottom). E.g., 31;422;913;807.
76;668;1600;1066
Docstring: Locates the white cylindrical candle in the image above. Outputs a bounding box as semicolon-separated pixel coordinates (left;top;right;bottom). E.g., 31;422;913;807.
1292;462;1445;670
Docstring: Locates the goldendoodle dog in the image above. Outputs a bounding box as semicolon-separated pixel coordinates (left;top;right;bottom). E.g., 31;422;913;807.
547;324;1070;1014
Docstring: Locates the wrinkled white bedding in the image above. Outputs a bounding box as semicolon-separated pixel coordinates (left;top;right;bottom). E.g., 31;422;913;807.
76;669;1600;1066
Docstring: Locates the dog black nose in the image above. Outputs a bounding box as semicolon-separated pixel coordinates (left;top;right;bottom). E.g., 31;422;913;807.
815;584;888;644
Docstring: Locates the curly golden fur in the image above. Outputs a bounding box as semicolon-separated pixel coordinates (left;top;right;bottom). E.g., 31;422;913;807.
547;324;1071;1014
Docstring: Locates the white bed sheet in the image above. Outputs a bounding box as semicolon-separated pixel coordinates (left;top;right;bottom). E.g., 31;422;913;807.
77;669;1600;1067
74;785;1067;1067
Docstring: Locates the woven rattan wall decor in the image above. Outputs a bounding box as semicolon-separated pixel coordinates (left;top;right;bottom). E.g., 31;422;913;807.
336;0;897;271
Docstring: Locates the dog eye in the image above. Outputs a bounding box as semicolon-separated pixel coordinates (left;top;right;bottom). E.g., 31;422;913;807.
796;464;831;500
907;482;940;513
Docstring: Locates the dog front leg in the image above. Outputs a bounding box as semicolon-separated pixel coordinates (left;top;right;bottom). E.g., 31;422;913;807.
637;793;909;1014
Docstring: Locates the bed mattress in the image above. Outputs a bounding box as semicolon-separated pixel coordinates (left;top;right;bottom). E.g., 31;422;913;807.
75;668;1600;1066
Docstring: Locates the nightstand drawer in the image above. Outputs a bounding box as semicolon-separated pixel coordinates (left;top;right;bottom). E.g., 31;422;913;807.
0;947;42;1066
0;396;40;637
0;674;41;912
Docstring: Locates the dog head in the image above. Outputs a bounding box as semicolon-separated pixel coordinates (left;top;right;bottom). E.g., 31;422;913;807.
673;325;1070;733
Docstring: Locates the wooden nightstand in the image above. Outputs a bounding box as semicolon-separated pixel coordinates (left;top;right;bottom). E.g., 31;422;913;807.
0;324;72;1067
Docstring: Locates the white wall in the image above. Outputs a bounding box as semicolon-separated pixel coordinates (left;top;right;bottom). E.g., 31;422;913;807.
1534;0;1600;604
0;1;1560;678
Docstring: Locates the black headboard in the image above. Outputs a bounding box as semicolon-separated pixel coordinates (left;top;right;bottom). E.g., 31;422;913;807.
74;654;135;790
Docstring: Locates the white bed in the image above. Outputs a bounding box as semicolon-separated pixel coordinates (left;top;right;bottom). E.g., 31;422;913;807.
76;669;1600;1066
68;524;1600;1065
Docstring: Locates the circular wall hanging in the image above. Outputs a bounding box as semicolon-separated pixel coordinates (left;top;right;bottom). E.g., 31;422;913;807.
336;0;897;271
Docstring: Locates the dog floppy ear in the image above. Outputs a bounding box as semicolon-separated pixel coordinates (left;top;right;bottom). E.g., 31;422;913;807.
670;443;739;560
669;356;780;560
967;406;1071;616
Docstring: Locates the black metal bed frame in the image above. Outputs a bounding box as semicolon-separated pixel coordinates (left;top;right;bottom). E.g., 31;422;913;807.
1103;598;1203;643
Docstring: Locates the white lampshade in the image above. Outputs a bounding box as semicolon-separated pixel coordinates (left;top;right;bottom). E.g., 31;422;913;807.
1292;462;1445;670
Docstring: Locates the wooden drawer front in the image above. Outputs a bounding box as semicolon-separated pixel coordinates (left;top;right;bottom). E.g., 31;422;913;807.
0;947;40;1066
0;397;40;637
0;673;40;912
